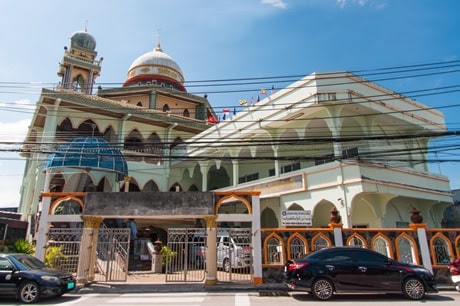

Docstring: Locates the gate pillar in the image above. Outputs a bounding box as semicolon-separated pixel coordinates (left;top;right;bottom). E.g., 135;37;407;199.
204;216;218;285
35;195;52;261
251;192;263;284
77;216;103;284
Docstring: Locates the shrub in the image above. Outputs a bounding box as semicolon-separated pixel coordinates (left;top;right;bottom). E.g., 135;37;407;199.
160;245;176;266
12;239;35;254
45;246;68;268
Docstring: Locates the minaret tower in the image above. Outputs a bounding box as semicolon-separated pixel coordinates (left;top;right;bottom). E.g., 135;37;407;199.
57;27;102;94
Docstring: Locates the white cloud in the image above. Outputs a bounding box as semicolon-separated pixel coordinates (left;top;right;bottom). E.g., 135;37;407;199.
0;118;30;143
337;0;386;9
261;0;287;9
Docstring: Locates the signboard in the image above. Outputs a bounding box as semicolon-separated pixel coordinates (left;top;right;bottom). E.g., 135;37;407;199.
281;210;312;226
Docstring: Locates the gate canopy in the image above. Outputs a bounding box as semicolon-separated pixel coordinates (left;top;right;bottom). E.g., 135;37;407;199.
84;191;215;219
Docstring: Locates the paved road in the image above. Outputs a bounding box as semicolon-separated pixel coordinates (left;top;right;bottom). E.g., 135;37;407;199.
0;291;458;306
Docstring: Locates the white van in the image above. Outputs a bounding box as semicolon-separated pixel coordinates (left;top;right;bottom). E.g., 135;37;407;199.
189;229;252;272
216;233;252;272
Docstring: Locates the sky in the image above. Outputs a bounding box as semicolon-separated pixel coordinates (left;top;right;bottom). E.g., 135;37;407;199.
1;0;460;208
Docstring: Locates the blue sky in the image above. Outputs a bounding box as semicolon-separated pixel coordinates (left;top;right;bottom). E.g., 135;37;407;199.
1;0;460;207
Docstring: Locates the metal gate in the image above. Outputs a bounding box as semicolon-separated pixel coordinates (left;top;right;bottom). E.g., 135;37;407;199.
94;228;131;282
217;228;252;283
165;228;253;283
47;228;83;273
166;228;206;282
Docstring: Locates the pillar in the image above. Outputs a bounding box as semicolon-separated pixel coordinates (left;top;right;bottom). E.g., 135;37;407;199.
232;160;238;187
76;216;103;284
200;165;208;192
34;195;52;261
204;215;217;285
410;209;432;273
329;223;344;247
251;193;263;284
329;207;344;246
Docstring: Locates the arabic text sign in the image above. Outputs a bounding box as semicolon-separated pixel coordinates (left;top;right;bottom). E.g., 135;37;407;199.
281;210;312;226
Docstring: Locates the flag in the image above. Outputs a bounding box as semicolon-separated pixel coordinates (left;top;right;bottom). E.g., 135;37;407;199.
256;95;260;103
239;99;247;106
233;107;236;115
271;85;275;95
207;114;218;123
261;88;267;95
250;97;254;106
223;108;230;120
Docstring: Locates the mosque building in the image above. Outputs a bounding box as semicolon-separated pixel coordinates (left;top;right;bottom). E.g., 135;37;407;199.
15;28;455;283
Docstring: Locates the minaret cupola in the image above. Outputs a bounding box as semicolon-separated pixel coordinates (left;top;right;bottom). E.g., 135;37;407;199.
57;27;103;94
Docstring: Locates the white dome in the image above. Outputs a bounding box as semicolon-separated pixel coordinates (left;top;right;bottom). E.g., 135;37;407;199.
124;43;185;91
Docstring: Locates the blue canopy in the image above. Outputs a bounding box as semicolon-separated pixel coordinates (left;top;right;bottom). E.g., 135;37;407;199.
45;137;128;180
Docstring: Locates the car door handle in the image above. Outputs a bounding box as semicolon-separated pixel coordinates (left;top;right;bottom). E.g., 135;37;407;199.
325;265;335;271
358;266;367;272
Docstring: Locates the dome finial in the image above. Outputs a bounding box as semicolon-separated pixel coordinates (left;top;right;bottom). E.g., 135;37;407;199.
84;20;88;32
155;29;162;52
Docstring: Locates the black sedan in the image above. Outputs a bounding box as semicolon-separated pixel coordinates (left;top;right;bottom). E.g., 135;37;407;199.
283;247;437;300
0;253;76;303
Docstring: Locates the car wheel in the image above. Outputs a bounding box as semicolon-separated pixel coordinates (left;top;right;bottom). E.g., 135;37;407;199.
18;281;40;303
223;258;231;272
311;278;334;300
402;277;425;300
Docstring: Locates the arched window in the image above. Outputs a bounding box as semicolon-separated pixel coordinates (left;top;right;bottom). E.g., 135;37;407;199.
76;119;100;137
264;233;284;264
72;74;85;92
396;233;419;265
51;197;83;215
261;208;278;228
163;104;170;112
288;233;308;259
136;101;143;107
431;234;453;265
183;108;190;117
311;233;331;251
143;180;160;192
346;233;367;248
371;234;392;258
188;184;199;191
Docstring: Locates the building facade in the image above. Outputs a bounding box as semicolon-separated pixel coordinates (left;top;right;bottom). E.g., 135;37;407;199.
18;28;453;242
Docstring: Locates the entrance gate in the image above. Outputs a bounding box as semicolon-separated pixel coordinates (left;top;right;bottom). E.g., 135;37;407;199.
47;227;130;282
166;228;206;282
165;228;253;283
216;228;252;283
94;227;131;282
47;228;83;273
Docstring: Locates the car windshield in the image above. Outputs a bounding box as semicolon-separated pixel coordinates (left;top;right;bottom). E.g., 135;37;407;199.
11;255;47;270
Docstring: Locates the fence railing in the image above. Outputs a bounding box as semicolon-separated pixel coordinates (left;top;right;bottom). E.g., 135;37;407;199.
260;225;460;283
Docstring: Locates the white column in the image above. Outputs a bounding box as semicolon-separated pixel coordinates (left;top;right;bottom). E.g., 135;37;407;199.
272;145;280;177
251;193;263;284
232;160;238;186
333;227;343;246
200;164;208;192
34;196;51;261
415;225;433;273
34;169;53;261
204;216;217;285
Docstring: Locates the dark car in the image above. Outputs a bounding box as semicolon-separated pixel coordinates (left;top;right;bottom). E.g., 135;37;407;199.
283;247;437;300
0;253;76;303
